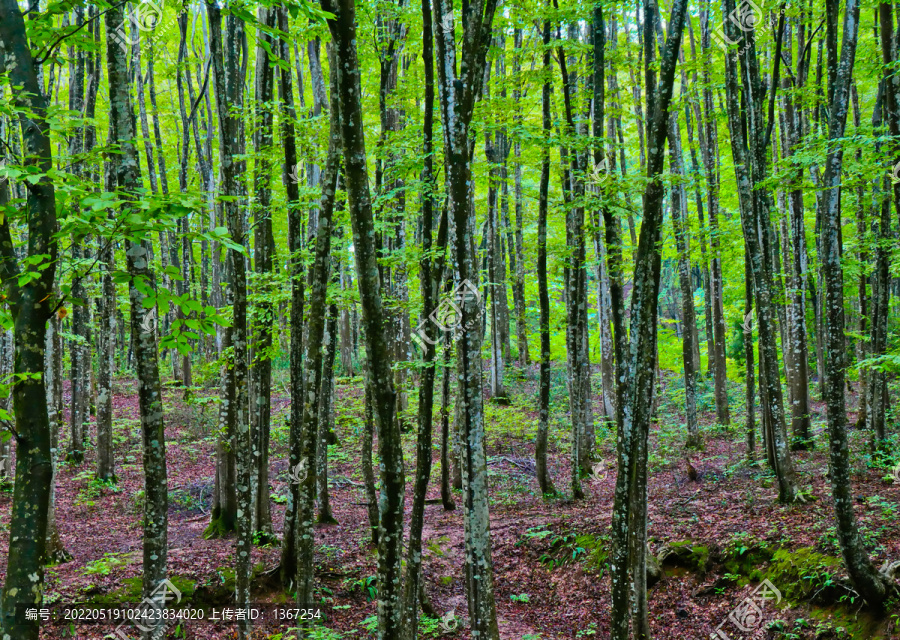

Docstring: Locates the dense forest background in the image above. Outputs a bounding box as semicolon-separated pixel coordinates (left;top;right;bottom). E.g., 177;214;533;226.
0;0;898;638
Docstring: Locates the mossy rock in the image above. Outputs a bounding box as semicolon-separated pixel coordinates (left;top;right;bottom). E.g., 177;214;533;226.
722;542;775;577
807;605;895;639
758;547;847;604
88;576;196;605
658;541;711;574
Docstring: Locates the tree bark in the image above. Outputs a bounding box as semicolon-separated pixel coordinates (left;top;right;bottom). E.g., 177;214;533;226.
320;0;407;634
720;0;799;503
250;5;276;541
610;2;689;637
275;1;306;588
667;112;701;449
820;0;892;607
207;7;252;636
105;7;169;638
432;0;502;635
536;17;557;499
699;7;730;425
0;6;59;635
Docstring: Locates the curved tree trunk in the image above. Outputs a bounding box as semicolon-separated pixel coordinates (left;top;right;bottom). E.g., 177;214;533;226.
535;18;556;499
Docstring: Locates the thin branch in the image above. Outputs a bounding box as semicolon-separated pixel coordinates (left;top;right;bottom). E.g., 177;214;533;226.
34;0;130;65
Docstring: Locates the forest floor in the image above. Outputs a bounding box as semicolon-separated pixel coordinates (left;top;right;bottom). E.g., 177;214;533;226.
0;364;899;639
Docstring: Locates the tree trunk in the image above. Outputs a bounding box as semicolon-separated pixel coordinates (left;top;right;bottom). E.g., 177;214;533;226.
96;237;116;482
744;257;756;459
511;28;530;366
0;8;58;634
250;5;276;541
699;7;730;425
720;0;799;503
610;2;689;637
820;0;892;607
667;112;700;449
536;18;557;499
44;316;70;564
105;8;169;638
317;266;340;525
362;386;380;545
868;2;897;448
432;0;502;635
207;8;252;636
321;0;407;634
275;2;306;588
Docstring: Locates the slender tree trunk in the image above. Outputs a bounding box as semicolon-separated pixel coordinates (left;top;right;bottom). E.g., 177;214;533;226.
0;6;59;635
321;1;407;634
105;9;169;638
439;329;455;511
869;2;898;449
250;5;276;541
400;2;449;629
536;18;556;499
556;22;593;492
699;8;730;425
362;386;380;545
667;112;700;449
512;28;530;366
207;8;252;636
744;257;756;458
780;23;812;448
317;266;340;525
720;0;799;503
96;237;116;482
610;2;689;637
44;316;69;564
820;0;893;606
275;2;306;587
205;6;239;540
432;0;501;635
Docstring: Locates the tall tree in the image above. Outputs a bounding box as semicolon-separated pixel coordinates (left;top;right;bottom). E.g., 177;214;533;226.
207;6;252;635
432;0;502;635
0;3;59;636
819;0;897;606
868;2;897;448
105;7;169;639
320;0;407;635
609;0;689;637
720;0;799;503
535;16;556;498
667;110;700;449
250;5;277;541
699;4;730;425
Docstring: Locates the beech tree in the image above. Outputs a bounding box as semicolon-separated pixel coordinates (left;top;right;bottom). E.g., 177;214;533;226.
0;3;59;636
